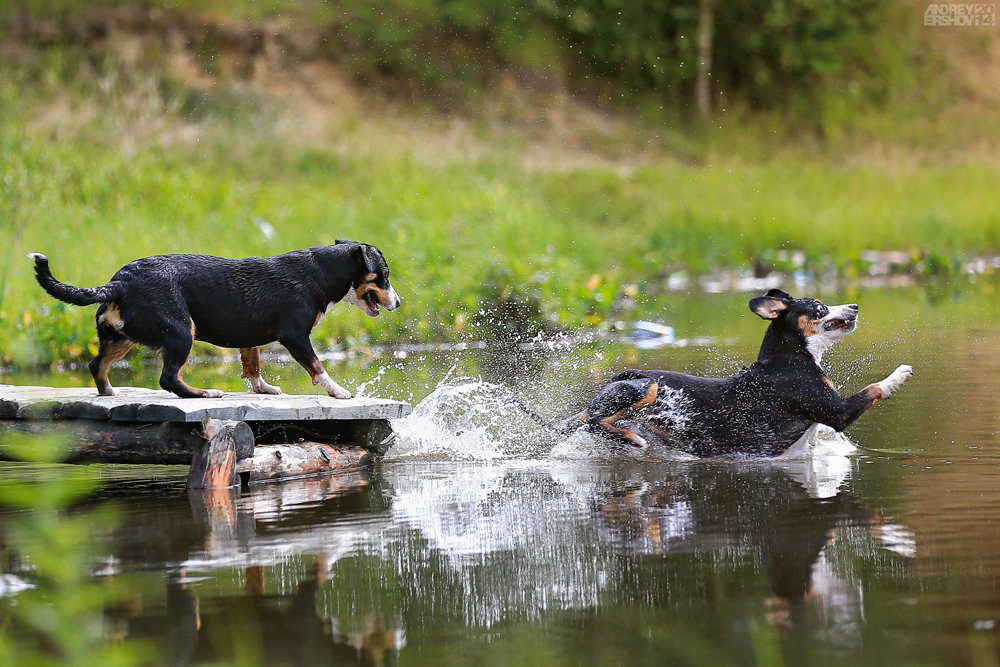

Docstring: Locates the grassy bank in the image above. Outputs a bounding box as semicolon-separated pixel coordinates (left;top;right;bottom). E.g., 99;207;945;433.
1;12;999;367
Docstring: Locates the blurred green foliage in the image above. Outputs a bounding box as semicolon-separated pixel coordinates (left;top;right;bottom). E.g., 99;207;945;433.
547;0;895;103
0;435;148;664
0;0;932;117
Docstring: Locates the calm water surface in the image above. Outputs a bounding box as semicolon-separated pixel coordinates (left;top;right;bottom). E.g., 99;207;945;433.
2;282;999;665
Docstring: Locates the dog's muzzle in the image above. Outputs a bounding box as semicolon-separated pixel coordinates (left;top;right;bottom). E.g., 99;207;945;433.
823;304;858;332
385;286;401;311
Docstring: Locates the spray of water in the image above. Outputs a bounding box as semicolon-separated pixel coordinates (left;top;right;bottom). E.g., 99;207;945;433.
387;375;554;461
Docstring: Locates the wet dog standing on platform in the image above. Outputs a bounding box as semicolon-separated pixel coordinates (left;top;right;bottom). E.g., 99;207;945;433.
558;289;913;457
28;241;400;398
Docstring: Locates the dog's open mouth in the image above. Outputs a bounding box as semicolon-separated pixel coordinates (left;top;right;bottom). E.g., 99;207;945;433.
823;317;856;332
362;292;381;317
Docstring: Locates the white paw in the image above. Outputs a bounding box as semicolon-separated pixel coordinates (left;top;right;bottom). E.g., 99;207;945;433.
328;386;353;400
202;389;225;398
316;372;353;399
878;364;913;398
249;377;283;395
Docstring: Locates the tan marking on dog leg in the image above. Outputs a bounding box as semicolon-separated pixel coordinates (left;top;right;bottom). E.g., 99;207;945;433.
240;347;282;394
598;419;648;447
303;357;325;380
637;381;658;412
99;303;126;332
240;347;261;379
824;377;836;389
864;383;885;406
597;382;658;447
92;339;133;396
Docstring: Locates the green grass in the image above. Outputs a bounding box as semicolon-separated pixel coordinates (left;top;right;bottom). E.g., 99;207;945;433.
1;47;999;367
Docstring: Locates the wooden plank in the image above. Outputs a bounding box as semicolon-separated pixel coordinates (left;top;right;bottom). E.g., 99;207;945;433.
0;385;411;422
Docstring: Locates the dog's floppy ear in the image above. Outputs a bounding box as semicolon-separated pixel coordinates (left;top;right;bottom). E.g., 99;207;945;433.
749;289;792;320
351;243;379;275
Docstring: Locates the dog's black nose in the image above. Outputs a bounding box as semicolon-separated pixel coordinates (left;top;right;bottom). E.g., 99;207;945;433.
848;304;859;311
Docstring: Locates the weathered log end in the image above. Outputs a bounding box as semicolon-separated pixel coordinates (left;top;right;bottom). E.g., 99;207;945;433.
188;419;251;489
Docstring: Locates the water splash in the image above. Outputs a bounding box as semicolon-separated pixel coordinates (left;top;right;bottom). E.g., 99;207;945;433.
645;386;696;434
353;365;388;398
388;377;552;461
779;425;857;499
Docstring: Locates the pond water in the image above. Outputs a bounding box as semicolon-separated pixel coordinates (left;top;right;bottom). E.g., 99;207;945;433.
2;281;1000;665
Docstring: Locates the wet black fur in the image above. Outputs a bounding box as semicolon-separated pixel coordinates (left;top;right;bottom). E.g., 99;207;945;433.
30;241;394;398
560;289;881;457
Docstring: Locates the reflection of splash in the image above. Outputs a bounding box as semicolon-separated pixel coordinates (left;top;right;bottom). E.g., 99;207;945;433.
387;461;576;558
381;461;612;626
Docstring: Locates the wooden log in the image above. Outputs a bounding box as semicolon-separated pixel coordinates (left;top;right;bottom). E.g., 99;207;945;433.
235;442;372;485
188;419;246;490
0;419;216;464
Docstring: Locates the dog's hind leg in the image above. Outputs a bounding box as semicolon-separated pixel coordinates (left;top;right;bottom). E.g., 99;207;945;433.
279;334;352;399
240;347;282;395
585;378;659;447
88;321;134;396
158;326;224;399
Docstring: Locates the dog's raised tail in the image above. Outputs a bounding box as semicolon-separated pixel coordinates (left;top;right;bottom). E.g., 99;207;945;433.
28;253;123;306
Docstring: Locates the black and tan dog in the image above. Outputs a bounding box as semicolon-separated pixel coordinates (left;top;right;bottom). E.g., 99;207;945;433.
557;289;913;457
29;241;400;398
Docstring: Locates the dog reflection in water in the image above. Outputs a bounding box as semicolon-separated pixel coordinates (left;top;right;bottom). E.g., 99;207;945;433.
592;463;913;634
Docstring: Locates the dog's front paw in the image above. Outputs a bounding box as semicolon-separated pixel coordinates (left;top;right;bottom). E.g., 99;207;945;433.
202;389;225;398
328;386;353;399
316;372;353;399
878;364;913;398
249;376;283;395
